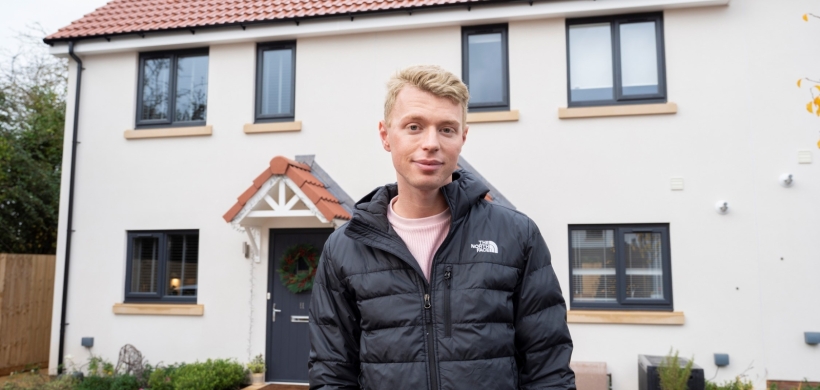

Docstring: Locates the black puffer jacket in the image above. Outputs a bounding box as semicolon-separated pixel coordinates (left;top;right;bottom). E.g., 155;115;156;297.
309;170;575;390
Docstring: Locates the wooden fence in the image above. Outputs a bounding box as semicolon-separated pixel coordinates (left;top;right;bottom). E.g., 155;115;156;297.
0;254;56;376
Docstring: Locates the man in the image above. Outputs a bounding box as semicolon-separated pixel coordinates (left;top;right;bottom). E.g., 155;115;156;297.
309;65;575;390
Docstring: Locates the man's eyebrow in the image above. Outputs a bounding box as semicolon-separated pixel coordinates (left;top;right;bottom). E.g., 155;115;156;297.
438;119;461;127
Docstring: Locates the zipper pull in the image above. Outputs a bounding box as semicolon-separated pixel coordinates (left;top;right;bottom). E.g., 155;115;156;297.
424;293;431;309
444;266;452;287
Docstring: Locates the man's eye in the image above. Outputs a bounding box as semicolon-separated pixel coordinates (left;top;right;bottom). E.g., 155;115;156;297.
441;127;454;134
409;125;420;131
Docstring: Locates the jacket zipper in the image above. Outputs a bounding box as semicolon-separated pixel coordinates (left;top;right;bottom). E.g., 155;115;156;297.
423;290;439;390
443;266;452;338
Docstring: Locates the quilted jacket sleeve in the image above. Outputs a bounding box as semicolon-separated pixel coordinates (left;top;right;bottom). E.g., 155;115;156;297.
308;241;361;390
514;219;576;390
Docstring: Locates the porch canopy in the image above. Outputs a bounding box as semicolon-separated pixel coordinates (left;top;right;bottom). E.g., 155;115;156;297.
223;155;354;262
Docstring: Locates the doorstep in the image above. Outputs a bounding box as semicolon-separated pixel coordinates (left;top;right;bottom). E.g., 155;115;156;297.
241;384;308;390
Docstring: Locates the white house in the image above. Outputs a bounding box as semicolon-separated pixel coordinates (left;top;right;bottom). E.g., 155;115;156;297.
44;0;820;388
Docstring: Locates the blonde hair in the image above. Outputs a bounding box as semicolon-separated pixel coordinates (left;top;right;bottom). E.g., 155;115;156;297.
384;65;470;128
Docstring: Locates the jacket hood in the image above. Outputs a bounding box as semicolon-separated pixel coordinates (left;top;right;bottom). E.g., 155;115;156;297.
351;169;490;233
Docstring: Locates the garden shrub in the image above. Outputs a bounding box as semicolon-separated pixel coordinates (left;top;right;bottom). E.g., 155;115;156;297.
148;359;245;390
658;349;694;390
147;364;180;390
706;377;753;390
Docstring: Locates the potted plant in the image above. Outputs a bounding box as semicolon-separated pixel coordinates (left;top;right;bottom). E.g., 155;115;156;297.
247;354;265;385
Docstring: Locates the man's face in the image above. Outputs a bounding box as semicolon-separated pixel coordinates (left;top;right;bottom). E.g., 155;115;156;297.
379;86;468;193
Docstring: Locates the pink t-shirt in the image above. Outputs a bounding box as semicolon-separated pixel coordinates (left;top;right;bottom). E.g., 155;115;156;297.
386;196;451;281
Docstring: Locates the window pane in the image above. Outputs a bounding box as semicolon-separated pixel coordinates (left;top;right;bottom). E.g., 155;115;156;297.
571;230;616;303
175;55;209;122
131;236;159;293
260;48;294;116
624;232;664;300
620;21;659;96
165;234;199;297
569;23;613;102
467;32;504;105
141;58;170;121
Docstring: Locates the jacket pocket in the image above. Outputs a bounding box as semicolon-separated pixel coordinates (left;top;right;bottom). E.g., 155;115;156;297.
444;265;452;338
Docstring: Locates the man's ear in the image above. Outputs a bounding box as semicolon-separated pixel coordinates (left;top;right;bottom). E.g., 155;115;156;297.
462;124;469;143
378;120;391;152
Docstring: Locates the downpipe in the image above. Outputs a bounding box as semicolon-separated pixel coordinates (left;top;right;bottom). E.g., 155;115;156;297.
58;41;83;374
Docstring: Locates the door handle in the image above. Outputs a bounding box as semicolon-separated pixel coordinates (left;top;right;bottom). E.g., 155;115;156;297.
291;315;309;323
272;303;282;322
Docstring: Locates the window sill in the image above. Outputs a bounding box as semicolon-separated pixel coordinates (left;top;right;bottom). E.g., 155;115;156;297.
112;303;204;316
558;102;677;119
466;110;519;123
567;310;684;325
244;121;302;134
124;125;212;139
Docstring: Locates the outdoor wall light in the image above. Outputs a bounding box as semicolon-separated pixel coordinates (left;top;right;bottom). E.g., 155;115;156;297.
81;337;94;348
806;332;820;345
715;201;729;214
780;173;794;187
243;242;250;259
713;353;729;367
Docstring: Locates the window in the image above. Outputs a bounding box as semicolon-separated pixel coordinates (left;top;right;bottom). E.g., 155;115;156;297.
136;49;209;128
566;13;666;107
568;224;672;311
256;42;296;122
462;25;509;112
125;231;199;303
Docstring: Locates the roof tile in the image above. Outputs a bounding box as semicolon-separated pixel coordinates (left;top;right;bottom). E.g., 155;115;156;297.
45;0;491;41
315;199;351;221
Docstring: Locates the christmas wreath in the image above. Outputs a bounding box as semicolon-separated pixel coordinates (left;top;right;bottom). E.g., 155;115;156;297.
277;244;320;294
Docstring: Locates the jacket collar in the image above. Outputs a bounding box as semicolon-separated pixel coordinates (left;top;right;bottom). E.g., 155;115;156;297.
349;169;490;234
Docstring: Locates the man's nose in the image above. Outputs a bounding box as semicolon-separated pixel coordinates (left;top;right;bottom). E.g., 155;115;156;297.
420;126;440;151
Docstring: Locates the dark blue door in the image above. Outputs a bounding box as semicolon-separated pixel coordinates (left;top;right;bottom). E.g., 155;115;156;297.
266;228;333;383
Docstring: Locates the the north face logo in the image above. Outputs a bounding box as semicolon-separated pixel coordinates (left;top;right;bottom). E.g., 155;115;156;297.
470;240;498;253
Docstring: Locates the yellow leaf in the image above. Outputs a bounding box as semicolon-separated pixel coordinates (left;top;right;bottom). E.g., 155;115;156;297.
815;85;820;91
803;13;809;21
816;107;820;116
798;79;802;87
814;97;820;106
816;139;820;149
808;102;814;113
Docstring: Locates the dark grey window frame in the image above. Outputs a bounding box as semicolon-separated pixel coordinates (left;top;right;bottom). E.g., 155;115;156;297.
255;41;297;123
565;12;667;107
568;223;673;311
124;230;198;304
135;48;209;129
461;24;510;112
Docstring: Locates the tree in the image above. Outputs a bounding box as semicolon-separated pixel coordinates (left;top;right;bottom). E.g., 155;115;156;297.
0;25;67;254
798;14;820;149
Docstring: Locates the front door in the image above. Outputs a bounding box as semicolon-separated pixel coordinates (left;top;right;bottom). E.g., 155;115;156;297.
266;228;333;383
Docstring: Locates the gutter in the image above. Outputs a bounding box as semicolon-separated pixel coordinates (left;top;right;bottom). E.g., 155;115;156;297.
57;41;83;374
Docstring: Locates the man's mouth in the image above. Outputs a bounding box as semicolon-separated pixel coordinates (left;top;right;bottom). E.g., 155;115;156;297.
413;159;444;172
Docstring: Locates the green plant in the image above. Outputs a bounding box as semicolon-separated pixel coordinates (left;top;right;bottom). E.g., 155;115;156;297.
706;377;754;390
658;349;694;390
147;359;245;390
147;364;181;390
247;354;265;374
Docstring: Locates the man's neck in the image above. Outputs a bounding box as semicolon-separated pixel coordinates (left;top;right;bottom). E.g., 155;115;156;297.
393;181;449;219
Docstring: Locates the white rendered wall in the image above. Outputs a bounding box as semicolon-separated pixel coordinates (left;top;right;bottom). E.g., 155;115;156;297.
49;0;819;388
